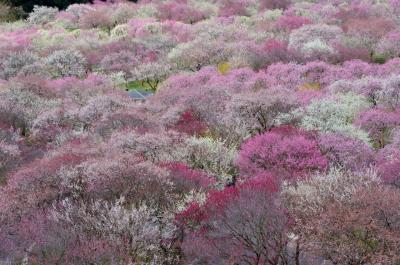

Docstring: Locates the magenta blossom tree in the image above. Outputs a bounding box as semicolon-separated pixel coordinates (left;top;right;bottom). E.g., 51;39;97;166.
237;126;328;182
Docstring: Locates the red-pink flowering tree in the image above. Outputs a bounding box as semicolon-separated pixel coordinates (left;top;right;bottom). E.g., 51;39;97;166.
178;176;291;265
237;126;328;182
171;109;208;136
162;162;215;193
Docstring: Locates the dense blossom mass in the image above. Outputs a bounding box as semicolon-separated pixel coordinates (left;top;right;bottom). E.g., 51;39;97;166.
0;0;400;264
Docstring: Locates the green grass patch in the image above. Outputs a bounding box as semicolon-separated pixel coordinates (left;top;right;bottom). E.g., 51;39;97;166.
125;80;158;92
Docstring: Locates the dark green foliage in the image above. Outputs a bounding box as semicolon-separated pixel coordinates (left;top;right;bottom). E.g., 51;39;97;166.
7;0;138;12
8;0;89;12
0;0;25;21
372;53;387;64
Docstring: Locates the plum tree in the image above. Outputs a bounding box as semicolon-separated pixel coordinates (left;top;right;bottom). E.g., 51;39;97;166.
237;126;328;182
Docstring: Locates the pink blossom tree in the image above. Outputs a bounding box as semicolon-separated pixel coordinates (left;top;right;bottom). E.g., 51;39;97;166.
318;132;376;171
378;160;400;188
157;0;207;23
237;126;328;182
356;107;400;148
